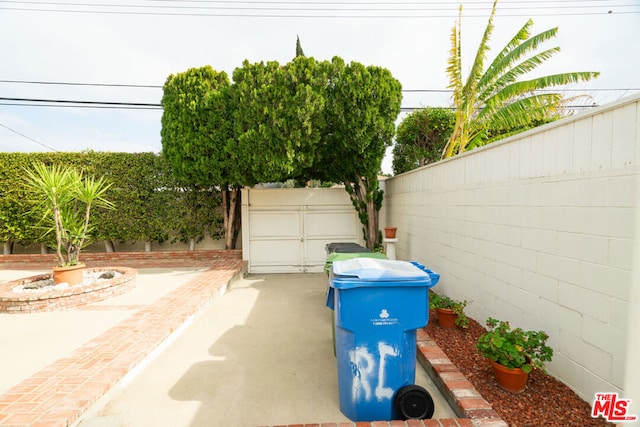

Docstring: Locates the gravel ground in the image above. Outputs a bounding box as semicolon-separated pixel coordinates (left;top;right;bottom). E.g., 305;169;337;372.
424;310;615;427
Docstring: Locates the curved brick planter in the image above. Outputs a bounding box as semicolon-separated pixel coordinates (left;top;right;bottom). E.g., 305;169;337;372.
0;266;137;313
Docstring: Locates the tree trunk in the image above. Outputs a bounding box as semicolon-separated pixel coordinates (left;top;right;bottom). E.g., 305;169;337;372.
360;176;380;251
443;114;461;159
40;243;48;254
104;240;116;252
233;190;242;248
222;186;240;250
345;176;381;251
189;238;196;251
3;241;12;255
145;241;152;252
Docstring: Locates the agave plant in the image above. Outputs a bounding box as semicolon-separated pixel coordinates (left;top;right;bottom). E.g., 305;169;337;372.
24;162;114;267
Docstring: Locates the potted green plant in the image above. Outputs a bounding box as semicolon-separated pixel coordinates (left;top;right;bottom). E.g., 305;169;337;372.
476;317;554;392
429;291;469;328
24;161;114;285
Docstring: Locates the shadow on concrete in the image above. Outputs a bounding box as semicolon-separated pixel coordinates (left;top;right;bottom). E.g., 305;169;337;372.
168;273;347;426
95;273;455;426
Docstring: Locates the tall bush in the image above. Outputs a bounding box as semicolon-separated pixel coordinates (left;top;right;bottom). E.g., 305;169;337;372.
0;152;224;253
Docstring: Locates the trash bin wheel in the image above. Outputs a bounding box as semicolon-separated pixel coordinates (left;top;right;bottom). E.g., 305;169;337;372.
394;384;435;420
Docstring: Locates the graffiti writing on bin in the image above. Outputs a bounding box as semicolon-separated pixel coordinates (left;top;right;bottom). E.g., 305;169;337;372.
349;342;399;402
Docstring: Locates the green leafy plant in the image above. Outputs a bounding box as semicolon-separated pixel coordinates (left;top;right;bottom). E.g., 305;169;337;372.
429;292;470;328
393;107;455;174
476;317;554;373
24;162;114;267
443;0;599;158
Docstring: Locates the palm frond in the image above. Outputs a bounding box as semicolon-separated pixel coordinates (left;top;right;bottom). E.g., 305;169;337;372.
462;0;498;102
481;70;597;117
443;5;466;159
528;71;601;89
442;0;599;159
447;5;464;110
484;47;560;99
480;93;564;128
479;28;559;98
506;27;559;63
478;19;532;91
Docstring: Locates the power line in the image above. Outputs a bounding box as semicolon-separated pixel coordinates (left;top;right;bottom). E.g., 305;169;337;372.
136;0;640;3
0;96;163;109
3;87;638;109
0;122;58;151
402;88;640;93
0;102;163;110
1;80;638;93
0;79;161;89
1;10;635;18
0;1;637;18
2;0;637;10
401;104;601;111
0;96;605;112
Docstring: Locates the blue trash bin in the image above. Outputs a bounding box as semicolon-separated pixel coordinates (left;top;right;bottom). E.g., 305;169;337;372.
329;258;438;421
409;261;441;287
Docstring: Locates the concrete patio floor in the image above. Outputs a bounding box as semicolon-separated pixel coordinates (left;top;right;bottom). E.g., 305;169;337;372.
0;252;506;427
88;273;456;426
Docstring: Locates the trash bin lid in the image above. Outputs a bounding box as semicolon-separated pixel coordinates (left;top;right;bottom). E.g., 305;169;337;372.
325;242;372;253
332;258;429;282
409;261;441;287
324;251;388;275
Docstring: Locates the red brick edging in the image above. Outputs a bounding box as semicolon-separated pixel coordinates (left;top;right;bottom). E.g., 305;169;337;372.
256;330;508;427
0;253;246;427
0;267;137;313
416;329;508;427
0;249;243;269
0;251;507;427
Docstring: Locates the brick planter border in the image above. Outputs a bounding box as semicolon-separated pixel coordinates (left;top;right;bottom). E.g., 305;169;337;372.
0;266;138;313
0;251;507;427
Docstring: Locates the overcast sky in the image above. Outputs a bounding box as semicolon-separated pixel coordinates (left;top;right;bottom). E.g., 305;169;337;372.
1;0;638;174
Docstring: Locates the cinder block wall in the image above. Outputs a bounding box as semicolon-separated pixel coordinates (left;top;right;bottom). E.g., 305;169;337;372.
383;94;640;403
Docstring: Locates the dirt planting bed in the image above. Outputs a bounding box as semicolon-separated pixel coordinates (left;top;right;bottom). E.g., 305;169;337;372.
425;310;615;427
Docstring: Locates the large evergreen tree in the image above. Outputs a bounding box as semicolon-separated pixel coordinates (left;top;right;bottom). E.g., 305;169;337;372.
295;35;305;57
231;57;326;184
161;66;241;249
161;57;401;251
320;58;402;250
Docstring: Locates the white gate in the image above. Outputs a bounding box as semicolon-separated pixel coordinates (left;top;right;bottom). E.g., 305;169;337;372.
241;187;362;273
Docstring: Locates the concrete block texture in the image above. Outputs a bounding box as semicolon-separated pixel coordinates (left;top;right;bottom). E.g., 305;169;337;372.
383;94;640;402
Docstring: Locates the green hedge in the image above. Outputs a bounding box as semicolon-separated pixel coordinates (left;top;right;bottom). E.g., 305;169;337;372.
0;152;223;252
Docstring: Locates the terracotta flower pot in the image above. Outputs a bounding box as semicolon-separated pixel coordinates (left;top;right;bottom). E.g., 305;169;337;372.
384;227;397;239
436;308;458;328
490;359;529;393
52;263;86;285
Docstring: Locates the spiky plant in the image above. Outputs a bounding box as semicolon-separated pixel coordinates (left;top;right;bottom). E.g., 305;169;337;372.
24;162;114;266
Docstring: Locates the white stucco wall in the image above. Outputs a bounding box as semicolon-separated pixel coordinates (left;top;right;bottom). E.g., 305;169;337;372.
383;93;640;404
